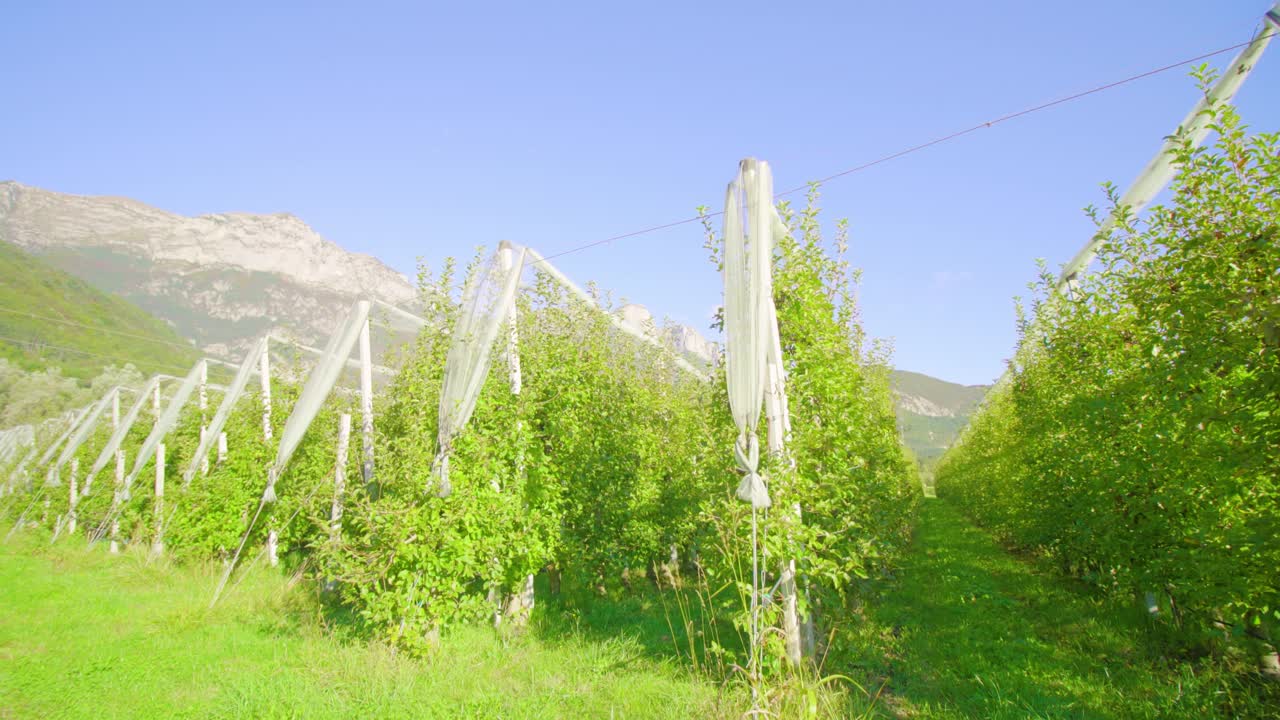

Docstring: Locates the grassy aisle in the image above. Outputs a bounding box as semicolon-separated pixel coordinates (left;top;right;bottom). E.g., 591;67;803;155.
851;499;1272;719
0;538;735;719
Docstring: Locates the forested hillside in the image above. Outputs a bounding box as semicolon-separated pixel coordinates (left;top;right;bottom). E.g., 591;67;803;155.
0;240;198;380
0;240;201;426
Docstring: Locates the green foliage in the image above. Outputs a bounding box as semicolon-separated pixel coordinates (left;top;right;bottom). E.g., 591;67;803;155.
850;500;1279;719
764;188;920;601
6;195;921;716
320;253;722;653
695;188;920;693
938;82;1280;666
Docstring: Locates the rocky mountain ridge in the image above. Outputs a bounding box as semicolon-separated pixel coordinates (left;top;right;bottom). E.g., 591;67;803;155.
0;181;415;304
0;181;416;357
0;181;718;363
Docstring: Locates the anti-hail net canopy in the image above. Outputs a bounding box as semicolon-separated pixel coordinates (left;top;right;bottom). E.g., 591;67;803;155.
36;404;94;473
124;362;203;496
86;375;160;489
0;425;34;465
723;158;784;509
183;338;266;485
51;386;119;479
431;243;527;497
264;301;371;502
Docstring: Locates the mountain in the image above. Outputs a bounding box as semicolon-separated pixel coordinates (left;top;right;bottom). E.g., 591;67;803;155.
890;369;988;466
617;303;716;365
0;181;417;359
1;181;971;457
0;182;725;367
0;239;199;380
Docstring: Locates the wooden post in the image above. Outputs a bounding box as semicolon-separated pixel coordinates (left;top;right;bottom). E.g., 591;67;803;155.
267;529;279;567
152;443;165;557
260;338;272;441
502;574;536;626
110;449;124;554
781;559;801;665
199;359;208;412
358;310;374;486
502;245;523;395
217;432;227;465
199;360;209;475
498;245;534;627
67;458;79;535
331;414;351;544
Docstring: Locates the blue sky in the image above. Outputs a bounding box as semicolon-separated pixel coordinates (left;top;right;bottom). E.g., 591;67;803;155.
3;1;1277;385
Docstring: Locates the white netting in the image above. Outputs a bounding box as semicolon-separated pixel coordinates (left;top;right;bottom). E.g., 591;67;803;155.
431;243;527;498
183;338;266;485
764;301;790;456
85;376;160;490
51;386;118;479
123;362;203;497
1057;20;1277;287
36;404;93;478
0;425;35;465
724;158;781;509
265;301;370;502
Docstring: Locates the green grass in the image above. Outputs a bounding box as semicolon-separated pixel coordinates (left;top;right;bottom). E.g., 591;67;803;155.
0;537;739;719
0;240;198;380
6;500;1275;719
846;499;1279;719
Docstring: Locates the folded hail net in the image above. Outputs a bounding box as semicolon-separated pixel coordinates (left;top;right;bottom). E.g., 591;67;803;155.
430;243;526;498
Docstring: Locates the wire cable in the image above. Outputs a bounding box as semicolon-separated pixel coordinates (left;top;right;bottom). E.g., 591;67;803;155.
0;334;195;374
532;31;1275;265
0;307;199;352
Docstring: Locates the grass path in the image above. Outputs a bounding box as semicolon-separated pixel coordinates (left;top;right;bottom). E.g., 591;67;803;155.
0;539;734;719
853;499;1269;719
4;502;1273;719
